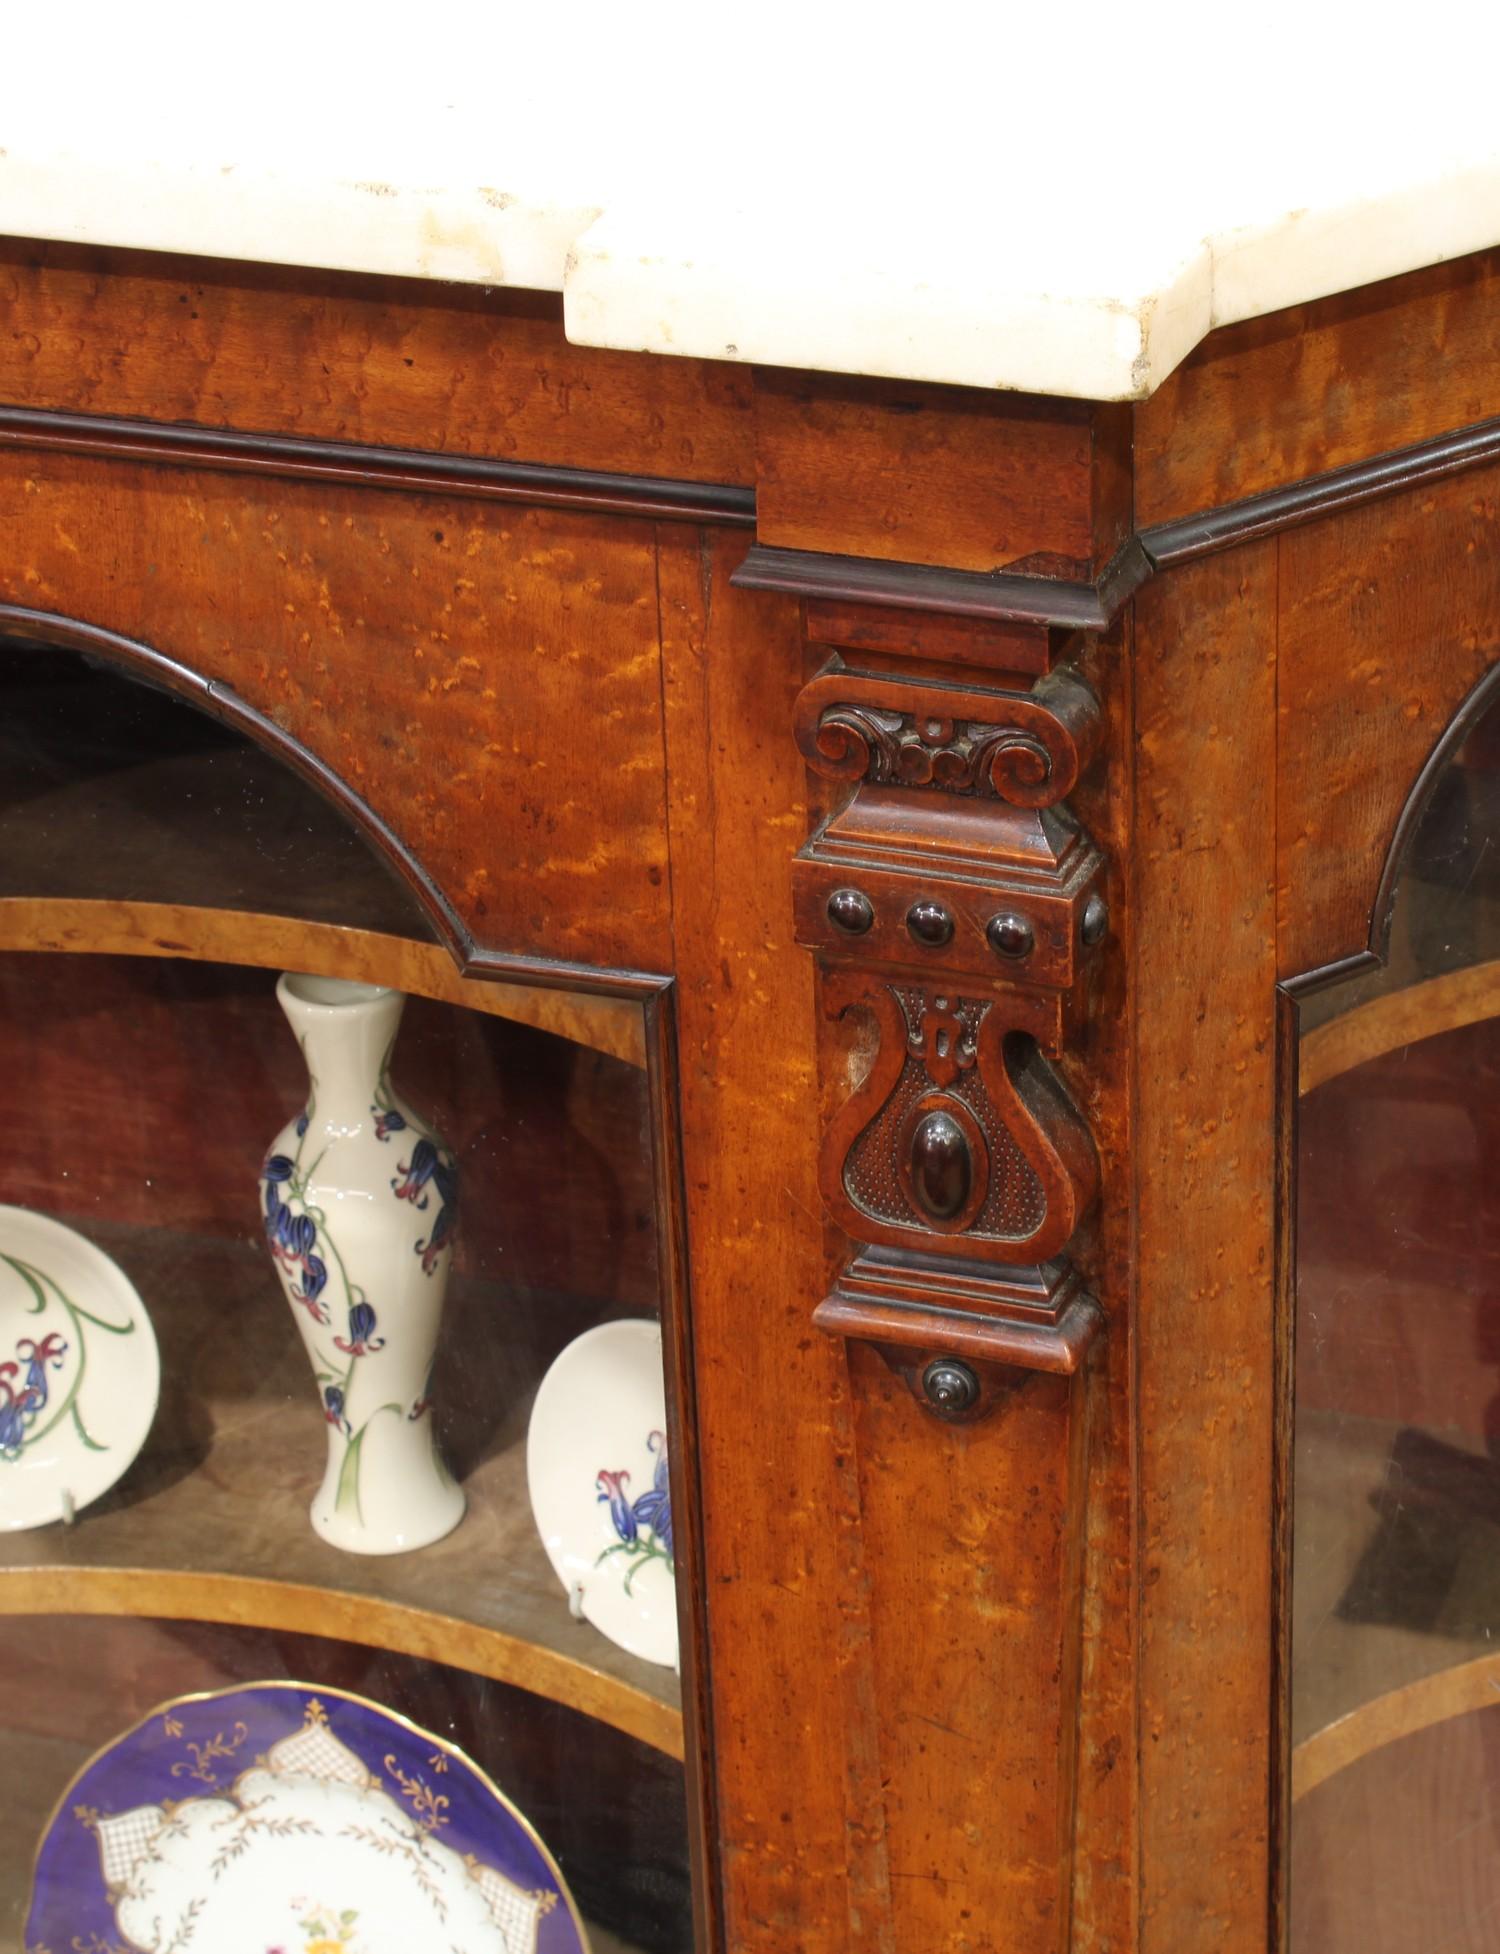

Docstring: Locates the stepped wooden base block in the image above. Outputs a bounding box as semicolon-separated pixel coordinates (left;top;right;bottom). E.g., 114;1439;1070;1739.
815;1246;1103;1379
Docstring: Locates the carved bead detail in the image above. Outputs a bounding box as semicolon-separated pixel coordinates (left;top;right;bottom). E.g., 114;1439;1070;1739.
827;887;875;934
909;1110;973;1220
986;913;1035;960
906;900;954;947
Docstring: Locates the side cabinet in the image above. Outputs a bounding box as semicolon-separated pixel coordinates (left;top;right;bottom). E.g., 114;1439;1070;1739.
5;230;1500;1954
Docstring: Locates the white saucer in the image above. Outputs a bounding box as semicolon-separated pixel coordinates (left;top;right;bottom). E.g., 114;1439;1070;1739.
526;1318;679;1669
0;1206;160;1530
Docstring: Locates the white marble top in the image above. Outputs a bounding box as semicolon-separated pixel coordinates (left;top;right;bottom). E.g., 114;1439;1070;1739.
3;3;1499;402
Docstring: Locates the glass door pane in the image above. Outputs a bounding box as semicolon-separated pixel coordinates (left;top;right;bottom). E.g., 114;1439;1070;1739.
0;640;695;1952
1291;686;1500;1952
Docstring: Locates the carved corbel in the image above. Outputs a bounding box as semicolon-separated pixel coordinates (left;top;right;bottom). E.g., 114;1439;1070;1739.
793;652;1106;1416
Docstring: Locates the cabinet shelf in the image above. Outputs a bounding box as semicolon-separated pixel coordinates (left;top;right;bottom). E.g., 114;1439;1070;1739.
0;1223;682;1761
0;896;647;1067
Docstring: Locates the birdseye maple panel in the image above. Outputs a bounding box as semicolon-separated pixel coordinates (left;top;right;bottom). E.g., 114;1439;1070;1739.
656;526;888;1954
1136;247;1500;526
1132;544;1279;1954
1276;467;1500;981
0;451;674;975
754;369;1124;577
0;237;758;485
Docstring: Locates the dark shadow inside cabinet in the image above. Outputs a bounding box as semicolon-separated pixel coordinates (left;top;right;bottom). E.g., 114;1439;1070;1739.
0;638;693;1952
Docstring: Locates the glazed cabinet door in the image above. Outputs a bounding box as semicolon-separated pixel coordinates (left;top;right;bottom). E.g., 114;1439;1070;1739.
0;619;702;1952
1285;673;1500;1952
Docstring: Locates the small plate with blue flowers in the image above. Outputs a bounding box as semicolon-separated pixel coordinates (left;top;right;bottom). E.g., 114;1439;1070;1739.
526;1318;678;1669
0;1205;160;1530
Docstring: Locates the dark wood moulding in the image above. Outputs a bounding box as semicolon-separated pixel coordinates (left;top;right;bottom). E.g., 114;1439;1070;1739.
10;401;1500;643
741;412;1500;632
0;405;757;528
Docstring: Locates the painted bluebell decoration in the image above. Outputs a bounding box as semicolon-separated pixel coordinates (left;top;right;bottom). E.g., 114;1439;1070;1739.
0;1331;69;1458
596;1429;674;1592
596;1468;636;1544
17;1332;67;1413
263;1155;330;1323
334;1300;385;1356
0;1245;135;1469
392;1138;459;1275
631;1429;674;1559
0;1371;34;1456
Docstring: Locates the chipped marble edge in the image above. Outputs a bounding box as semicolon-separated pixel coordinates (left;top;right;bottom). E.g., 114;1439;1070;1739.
5;149;1500;401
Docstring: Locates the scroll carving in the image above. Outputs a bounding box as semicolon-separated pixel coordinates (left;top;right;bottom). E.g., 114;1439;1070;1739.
794;663;1101;807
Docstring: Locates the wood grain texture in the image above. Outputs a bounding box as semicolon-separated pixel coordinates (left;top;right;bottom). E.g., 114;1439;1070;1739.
1277;469;1500;980
1290;1705;1500;1954
0;899;646;1063
803;596;1052;679
1136;247;1500;525
1133;545;1279;1952
0;451;674;975
0;238;757;484
755;370;1125;576
850;1351;1091;1954
0;1569;682;1760
1058;619;1138;1954
657;528;890;1953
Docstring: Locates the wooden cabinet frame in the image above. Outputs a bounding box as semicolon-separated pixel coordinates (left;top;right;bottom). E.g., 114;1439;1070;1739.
5;232;1500;1952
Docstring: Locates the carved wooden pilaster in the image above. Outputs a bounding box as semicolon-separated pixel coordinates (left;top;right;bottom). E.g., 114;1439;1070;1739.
792;648;1106;1418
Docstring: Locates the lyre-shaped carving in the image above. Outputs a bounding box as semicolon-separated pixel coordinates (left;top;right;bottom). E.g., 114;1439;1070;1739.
822;974;1097;1265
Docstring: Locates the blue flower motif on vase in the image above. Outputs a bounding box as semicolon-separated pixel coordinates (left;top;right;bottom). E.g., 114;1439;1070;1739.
595;1430;674;1593
391;1139;459;1276
334;1300;386;1358
262;1155;331;1326
322;1383;351;1436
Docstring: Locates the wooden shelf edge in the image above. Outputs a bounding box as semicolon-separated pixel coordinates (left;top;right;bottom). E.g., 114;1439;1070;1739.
1292;1650;1500;1802
1299;957;1500;1095
0;1564;684;1762
0;897;647;1067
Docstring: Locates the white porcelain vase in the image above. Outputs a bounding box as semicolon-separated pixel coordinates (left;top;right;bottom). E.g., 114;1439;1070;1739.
258;973;464;1554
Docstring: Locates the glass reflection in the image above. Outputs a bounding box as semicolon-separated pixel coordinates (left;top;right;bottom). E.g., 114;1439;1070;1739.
1293;688;1500;1951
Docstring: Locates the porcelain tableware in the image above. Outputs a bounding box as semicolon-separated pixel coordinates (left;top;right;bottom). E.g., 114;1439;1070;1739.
26;1680;587;1954
0;1204;159;1531
527;1317;678;1669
